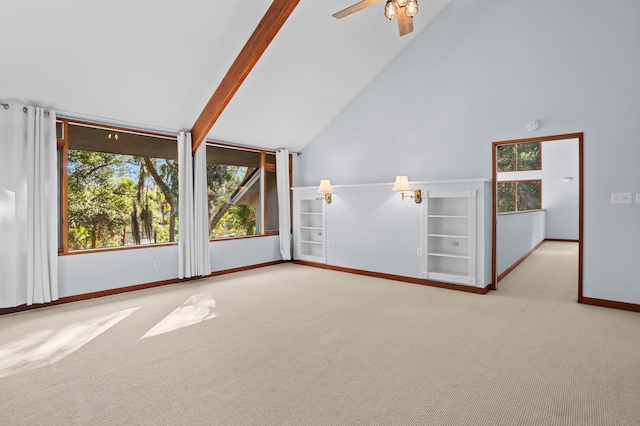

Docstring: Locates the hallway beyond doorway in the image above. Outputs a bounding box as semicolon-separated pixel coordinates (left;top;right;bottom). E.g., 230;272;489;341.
496;241;578;302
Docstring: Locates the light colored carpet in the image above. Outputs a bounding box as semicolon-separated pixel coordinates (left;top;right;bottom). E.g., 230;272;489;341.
1;241;640;425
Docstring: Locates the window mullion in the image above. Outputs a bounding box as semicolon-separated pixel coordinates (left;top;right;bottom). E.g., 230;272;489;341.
59;119;69;254
261;151;266;236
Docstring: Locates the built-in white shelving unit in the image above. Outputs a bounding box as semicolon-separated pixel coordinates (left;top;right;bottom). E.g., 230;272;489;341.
294;194;327;263
422;190;477;286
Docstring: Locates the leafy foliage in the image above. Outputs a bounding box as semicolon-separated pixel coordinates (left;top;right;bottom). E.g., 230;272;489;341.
497;145;515;172
497;142;541;172
497;180;541;213
206;164;257;238
497;181;515;213
517;180;541;211
68;150;134;249
68;150;178;250
67;147;263;250
516;142;541;170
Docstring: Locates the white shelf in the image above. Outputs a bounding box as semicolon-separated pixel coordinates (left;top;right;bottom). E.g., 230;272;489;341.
423;190;477;287
428;269;468;278
294;195;327;264
427;252;469;259
427;270;473;286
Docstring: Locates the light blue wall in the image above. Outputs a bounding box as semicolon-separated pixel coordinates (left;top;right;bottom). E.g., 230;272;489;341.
541;139;579;240
293;179;492;288
497;211;546;277
297;0;640;304
58;236;281;298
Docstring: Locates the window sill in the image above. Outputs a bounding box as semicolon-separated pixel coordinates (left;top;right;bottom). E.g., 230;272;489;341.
498;209;545;216
59;233;282;255
60;242;177;256
210;233;279;243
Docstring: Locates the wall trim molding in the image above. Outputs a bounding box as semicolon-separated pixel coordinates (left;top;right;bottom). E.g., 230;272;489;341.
545;238;579;243
581;297;640;313
497;239;546;282
0;260;284;316
292;178;491;191
293;260;491;294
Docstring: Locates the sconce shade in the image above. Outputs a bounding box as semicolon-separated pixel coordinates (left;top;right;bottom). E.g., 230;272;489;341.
392;175;411;192
317;180;333;194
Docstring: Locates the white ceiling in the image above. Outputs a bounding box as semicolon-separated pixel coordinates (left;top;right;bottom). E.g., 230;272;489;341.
0;0;449;152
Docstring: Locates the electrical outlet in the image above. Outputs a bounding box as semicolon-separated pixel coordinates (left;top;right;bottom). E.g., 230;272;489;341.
636;193;640;204
154;260;160;269
417;248;422;256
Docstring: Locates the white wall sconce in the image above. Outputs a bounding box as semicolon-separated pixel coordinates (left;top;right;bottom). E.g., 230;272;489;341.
317;179;333;203
562;177;574;183
392;175;422;203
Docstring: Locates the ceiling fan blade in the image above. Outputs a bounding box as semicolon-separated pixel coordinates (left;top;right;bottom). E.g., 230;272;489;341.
332;0;385;19
397;8;414;36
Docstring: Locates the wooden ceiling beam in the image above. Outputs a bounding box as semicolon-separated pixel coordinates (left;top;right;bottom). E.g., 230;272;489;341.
191;0;300;153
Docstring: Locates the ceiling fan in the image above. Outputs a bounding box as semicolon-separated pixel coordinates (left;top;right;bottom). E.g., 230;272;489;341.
333;0;419;37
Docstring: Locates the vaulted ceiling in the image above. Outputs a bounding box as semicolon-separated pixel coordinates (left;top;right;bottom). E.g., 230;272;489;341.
0;0;449;152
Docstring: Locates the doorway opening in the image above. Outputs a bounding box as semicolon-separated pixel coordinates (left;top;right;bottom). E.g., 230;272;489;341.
491;133;583;302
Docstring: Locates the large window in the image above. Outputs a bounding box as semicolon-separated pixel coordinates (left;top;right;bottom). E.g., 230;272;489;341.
58;120;287;252
59;121;178;252
205;145;280;239
498;180;542;213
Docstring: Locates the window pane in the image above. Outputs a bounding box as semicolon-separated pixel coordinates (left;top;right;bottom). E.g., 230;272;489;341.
516;142;541;170
266;170;279;232
206;146;261;238
56;121;64;140
67;124;178;250
516;180;541;211
497;144;515;172
497;181;515;213
266;153;276;165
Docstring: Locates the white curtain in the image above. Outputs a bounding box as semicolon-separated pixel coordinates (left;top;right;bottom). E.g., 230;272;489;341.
275;149;291;260
0;103;58;308
178;132;210;278
193;140;211;276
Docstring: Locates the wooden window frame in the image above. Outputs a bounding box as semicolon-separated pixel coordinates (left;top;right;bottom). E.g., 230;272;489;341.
203;142;289;241
58;118;179;255
57;120;69;254
58;118;291;254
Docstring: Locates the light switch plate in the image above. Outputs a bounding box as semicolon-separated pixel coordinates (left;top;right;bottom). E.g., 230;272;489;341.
611;193;632;204
636;193;640;204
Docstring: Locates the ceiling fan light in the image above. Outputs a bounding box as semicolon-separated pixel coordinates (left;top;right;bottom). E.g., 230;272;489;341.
396;0;408;7
384;0;398;20
406;0;419;17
